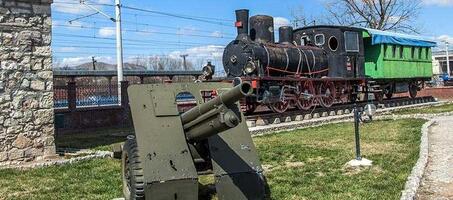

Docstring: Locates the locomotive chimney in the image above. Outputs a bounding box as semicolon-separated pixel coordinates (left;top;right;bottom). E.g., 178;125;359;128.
250;15;275;43
279;26;293;44
235;9;250;40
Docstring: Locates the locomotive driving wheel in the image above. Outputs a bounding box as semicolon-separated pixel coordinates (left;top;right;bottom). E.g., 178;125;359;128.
269;99;290;113
317;81;336;108
122;136;145;200
296;81;315;110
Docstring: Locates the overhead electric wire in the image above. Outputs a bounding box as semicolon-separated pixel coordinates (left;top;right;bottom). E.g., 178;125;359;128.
53;24;233;39
52;33;228;46
121;6;233;27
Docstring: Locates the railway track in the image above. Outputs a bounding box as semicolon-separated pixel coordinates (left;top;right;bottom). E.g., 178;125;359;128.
245;96;437;127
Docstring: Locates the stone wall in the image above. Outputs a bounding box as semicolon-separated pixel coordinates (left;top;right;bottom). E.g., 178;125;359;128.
0;0;54;164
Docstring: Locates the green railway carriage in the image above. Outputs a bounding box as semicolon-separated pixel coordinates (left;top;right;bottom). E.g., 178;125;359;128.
362;30;434;79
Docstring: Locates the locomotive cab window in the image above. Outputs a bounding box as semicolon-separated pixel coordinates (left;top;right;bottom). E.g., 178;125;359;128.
314;34;325;46
301;36;309;46
328;36;338;51
344;31;359;52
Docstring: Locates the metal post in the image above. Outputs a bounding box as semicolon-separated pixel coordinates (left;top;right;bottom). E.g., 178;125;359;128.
353;103;362;160
115;0;124;105
180;54;188;70
446;41;450;76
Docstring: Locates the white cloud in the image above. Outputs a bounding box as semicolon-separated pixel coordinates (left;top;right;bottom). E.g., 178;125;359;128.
273;17;291;30
436;35;453;50
422;0;453;6
168;45;225;67
98;27;116;37
211;31;223;38
57;47;78;52
176;26;197;36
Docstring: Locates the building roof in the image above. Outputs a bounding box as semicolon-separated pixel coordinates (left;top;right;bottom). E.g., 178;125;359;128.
361;28;437;47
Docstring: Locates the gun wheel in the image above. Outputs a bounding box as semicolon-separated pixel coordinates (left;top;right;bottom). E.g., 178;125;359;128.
122;137;145;200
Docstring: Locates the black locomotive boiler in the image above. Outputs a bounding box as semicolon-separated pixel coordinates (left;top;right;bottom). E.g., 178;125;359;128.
222;9;364;113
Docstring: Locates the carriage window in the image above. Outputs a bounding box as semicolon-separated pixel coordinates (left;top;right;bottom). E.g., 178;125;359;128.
314;34;325;46
344;31;359;52
425;48;429;60
418;48;422;59
392;45;396;58
411;47;415;59
328;36;338;51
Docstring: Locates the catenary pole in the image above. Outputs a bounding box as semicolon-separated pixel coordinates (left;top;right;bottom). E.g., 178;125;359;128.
115;0;124;104
446;41;450;76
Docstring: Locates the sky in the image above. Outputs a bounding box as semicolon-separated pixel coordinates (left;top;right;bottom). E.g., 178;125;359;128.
51;0;453;71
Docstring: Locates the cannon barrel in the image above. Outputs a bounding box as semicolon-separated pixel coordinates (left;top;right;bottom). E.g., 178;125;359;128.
181;82;252;141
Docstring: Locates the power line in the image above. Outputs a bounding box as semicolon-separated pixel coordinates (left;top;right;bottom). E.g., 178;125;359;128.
121;5;233;27
52;32;228;46
53;24;233;39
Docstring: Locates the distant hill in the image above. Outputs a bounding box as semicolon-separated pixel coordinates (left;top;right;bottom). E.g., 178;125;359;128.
65;62;147;70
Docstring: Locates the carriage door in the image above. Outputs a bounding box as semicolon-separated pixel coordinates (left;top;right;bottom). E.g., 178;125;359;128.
344;31;360;78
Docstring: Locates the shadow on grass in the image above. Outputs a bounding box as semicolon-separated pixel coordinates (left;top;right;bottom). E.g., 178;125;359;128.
55;127;135;152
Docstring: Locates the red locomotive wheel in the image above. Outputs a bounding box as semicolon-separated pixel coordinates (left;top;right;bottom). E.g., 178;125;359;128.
318;81;336;108
296;81;315;110
268;100;290;113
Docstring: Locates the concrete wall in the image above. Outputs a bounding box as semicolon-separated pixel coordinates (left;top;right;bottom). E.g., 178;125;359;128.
0;0;55;164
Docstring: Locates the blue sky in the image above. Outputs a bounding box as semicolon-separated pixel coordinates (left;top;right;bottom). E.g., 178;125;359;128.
52;0;453;70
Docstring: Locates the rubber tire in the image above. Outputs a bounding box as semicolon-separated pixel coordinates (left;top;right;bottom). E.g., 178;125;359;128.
122;138;145;200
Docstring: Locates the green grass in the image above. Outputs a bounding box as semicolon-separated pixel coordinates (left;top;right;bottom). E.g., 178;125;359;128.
391;102;453;115
0;119;425;200
55;128;133;152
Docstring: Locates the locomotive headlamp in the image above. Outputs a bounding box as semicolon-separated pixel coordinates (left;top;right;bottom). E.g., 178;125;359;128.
244;62;256;74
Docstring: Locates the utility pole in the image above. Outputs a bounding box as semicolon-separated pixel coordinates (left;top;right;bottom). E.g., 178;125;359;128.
180;54;188;70
75;0;123;105
115;0;124;104
91;56;97;70
446;41;450;76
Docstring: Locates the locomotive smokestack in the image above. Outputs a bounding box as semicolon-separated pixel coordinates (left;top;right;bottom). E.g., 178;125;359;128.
250;15;275;43
279;26;293;44
235;9;249;40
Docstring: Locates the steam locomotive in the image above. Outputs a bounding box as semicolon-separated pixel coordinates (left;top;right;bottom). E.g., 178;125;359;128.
214;9;435;113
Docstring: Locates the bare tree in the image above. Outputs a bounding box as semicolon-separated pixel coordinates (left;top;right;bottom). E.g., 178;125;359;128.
291;6;318;28
324;0;421;33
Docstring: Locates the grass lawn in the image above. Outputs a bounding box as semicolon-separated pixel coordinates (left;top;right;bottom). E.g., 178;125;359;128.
391;102;453;115
0;119;425;200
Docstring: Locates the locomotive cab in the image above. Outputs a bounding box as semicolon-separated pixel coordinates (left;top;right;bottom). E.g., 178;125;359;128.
293;26;366;79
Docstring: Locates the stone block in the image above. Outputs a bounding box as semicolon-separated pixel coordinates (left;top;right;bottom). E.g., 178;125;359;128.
33;4;50;15
273;118;281;124
304;114;312;120
294;115;303;121
255;118;268;126
0;152;8;161
284;116;291;122
8;149;25;160
329;111;336;116
246;120;256;128
313;113;320;118
30;80;45;90
336;110;344;115
321;112;328;117
12;133;32;148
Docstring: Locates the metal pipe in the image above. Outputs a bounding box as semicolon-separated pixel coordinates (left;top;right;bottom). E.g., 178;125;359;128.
354;103;362;160
235;9;249;40
180;82;252;124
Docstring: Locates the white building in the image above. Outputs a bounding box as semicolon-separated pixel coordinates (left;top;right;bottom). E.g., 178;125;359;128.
432;50;453;76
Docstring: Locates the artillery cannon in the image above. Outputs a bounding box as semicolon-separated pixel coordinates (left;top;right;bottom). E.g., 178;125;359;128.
122;82;268;200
